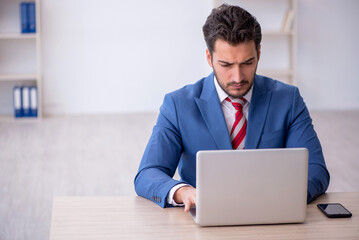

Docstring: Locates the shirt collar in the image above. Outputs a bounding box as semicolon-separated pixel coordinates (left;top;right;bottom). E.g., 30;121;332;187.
214;75;253;104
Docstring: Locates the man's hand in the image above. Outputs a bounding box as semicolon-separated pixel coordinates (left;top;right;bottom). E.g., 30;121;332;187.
173;186;196;212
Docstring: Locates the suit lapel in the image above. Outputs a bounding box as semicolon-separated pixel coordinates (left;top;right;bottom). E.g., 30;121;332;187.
245;75;272;149
195;73;232;150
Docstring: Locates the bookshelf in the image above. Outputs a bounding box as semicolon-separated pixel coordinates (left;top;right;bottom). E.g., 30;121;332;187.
213;0;298;85
0;0;42;119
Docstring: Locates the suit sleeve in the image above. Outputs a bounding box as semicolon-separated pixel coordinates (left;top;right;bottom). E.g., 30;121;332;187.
286;87;330;203
134;94;186;207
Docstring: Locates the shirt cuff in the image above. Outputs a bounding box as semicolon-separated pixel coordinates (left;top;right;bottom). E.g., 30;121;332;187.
167;183;189;206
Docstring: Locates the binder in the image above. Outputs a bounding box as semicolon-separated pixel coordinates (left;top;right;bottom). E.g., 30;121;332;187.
20;2;29;33
28;2;36;33
30;86;38;117
22;86;31;117
13;86;23;118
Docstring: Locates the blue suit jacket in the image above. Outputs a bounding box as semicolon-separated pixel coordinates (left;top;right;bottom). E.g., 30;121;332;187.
134;73;330;207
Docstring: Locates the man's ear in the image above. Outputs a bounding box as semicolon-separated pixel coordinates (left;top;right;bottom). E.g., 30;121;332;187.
206;49;213;68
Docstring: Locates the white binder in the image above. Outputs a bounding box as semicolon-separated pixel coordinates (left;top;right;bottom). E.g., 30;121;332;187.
21;86;31;117
30;86;38;117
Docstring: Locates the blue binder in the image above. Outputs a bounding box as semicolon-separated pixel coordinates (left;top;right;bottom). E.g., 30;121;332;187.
28;2;36;33
29;86;38;117
13;86;23;118
20;2;29;33
21;86;31;117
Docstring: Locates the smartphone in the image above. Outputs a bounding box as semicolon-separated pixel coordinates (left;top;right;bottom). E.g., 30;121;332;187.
317;203;352;218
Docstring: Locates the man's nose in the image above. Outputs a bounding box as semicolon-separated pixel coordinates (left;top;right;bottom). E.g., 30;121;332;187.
232;66;243;83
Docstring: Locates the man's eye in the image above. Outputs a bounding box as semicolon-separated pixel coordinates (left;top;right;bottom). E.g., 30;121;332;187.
245;62;253;65
221;64;231;67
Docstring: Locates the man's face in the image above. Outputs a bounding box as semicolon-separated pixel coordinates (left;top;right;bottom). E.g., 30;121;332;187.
206;39;261;98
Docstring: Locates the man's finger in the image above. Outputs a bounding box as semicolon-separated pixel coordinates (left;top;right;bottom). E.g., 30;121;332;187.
184;200;191;212
184;198;195;212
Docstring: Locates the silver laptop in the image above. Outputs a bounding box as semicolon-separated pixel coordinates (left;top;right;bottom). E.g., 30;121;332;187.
190;148;308;226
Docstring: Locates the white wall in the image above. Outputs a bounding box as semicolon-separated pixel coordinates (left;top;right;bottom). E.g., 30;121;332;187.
41;0;213;114
38;0;359;114
297;0;359;110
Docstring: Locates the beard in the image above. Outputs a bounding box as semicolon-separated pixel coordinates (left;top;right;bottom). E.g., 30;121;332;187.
213;68;255;99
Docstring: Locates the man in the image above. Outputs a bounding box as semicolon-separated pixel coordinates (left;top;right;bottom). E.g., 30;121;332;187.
134;4;330;212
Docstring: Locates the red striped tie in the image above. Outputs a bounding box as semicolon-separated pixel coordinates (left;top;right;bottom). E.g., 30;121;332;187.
225;97;247;150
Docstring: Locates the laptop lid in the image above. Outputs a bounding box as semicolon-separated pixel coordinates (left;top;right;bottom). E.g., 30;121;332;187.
192;148;308;226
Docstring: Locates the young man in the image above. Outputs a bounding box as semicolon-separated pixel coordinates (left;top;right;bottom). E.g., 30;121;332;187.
134;4;330;211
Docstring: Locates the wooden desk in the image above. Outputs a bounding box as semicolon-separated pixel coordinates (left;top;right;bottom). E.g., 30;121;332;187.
50;192;359;240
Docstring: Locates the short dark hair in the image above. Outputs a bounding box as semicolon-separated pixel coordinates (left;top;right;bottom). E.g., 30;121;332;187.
203;4;262;55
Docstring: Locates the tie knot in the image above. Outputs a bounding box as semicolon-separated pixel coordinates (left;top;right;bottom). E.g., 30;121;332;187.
225;97;246;110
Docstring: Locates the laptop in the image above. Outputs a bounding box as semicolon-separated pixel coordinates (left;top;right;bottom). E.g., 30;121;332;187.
190;148;308;226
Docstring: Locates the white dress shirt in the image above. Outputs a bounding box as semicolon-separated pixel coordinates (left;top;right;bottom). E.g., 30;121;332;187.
167;76;253;206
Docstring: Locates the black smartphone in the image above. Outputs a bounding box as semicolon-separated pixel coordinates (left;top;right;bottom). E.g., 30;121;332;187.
317;203;352;218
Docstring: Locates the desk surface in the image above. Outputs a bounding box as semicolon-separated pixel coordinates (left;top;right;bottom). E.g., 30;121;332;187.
50;192;359;240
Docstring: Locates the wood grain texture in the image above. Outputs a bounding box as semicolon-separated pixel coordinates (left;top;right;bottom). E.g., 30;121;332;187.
49;193;359;240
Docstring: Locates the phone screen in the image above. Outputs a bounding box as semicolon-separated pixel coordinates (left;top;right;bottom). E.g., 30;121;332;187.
317;203;352;218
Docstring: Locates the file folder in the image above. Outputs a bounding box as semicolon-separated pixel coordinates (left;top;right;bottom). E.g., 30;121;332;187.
22;86;31;117
13;86;22;118
20;2;29;33
30;86;38;117
28;2;36;33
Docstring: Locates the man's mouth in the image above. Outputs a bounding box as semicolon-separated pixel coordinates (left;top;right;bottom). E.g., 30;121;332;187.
229;82;248;89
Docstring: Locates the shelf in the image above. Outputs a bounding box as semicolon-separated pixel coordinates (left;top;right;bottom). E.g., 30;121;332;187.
262;30;295;36
0;0;42;118
0;116;40;122
0;74;38;81
257;69;294;77
0;33;37;39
